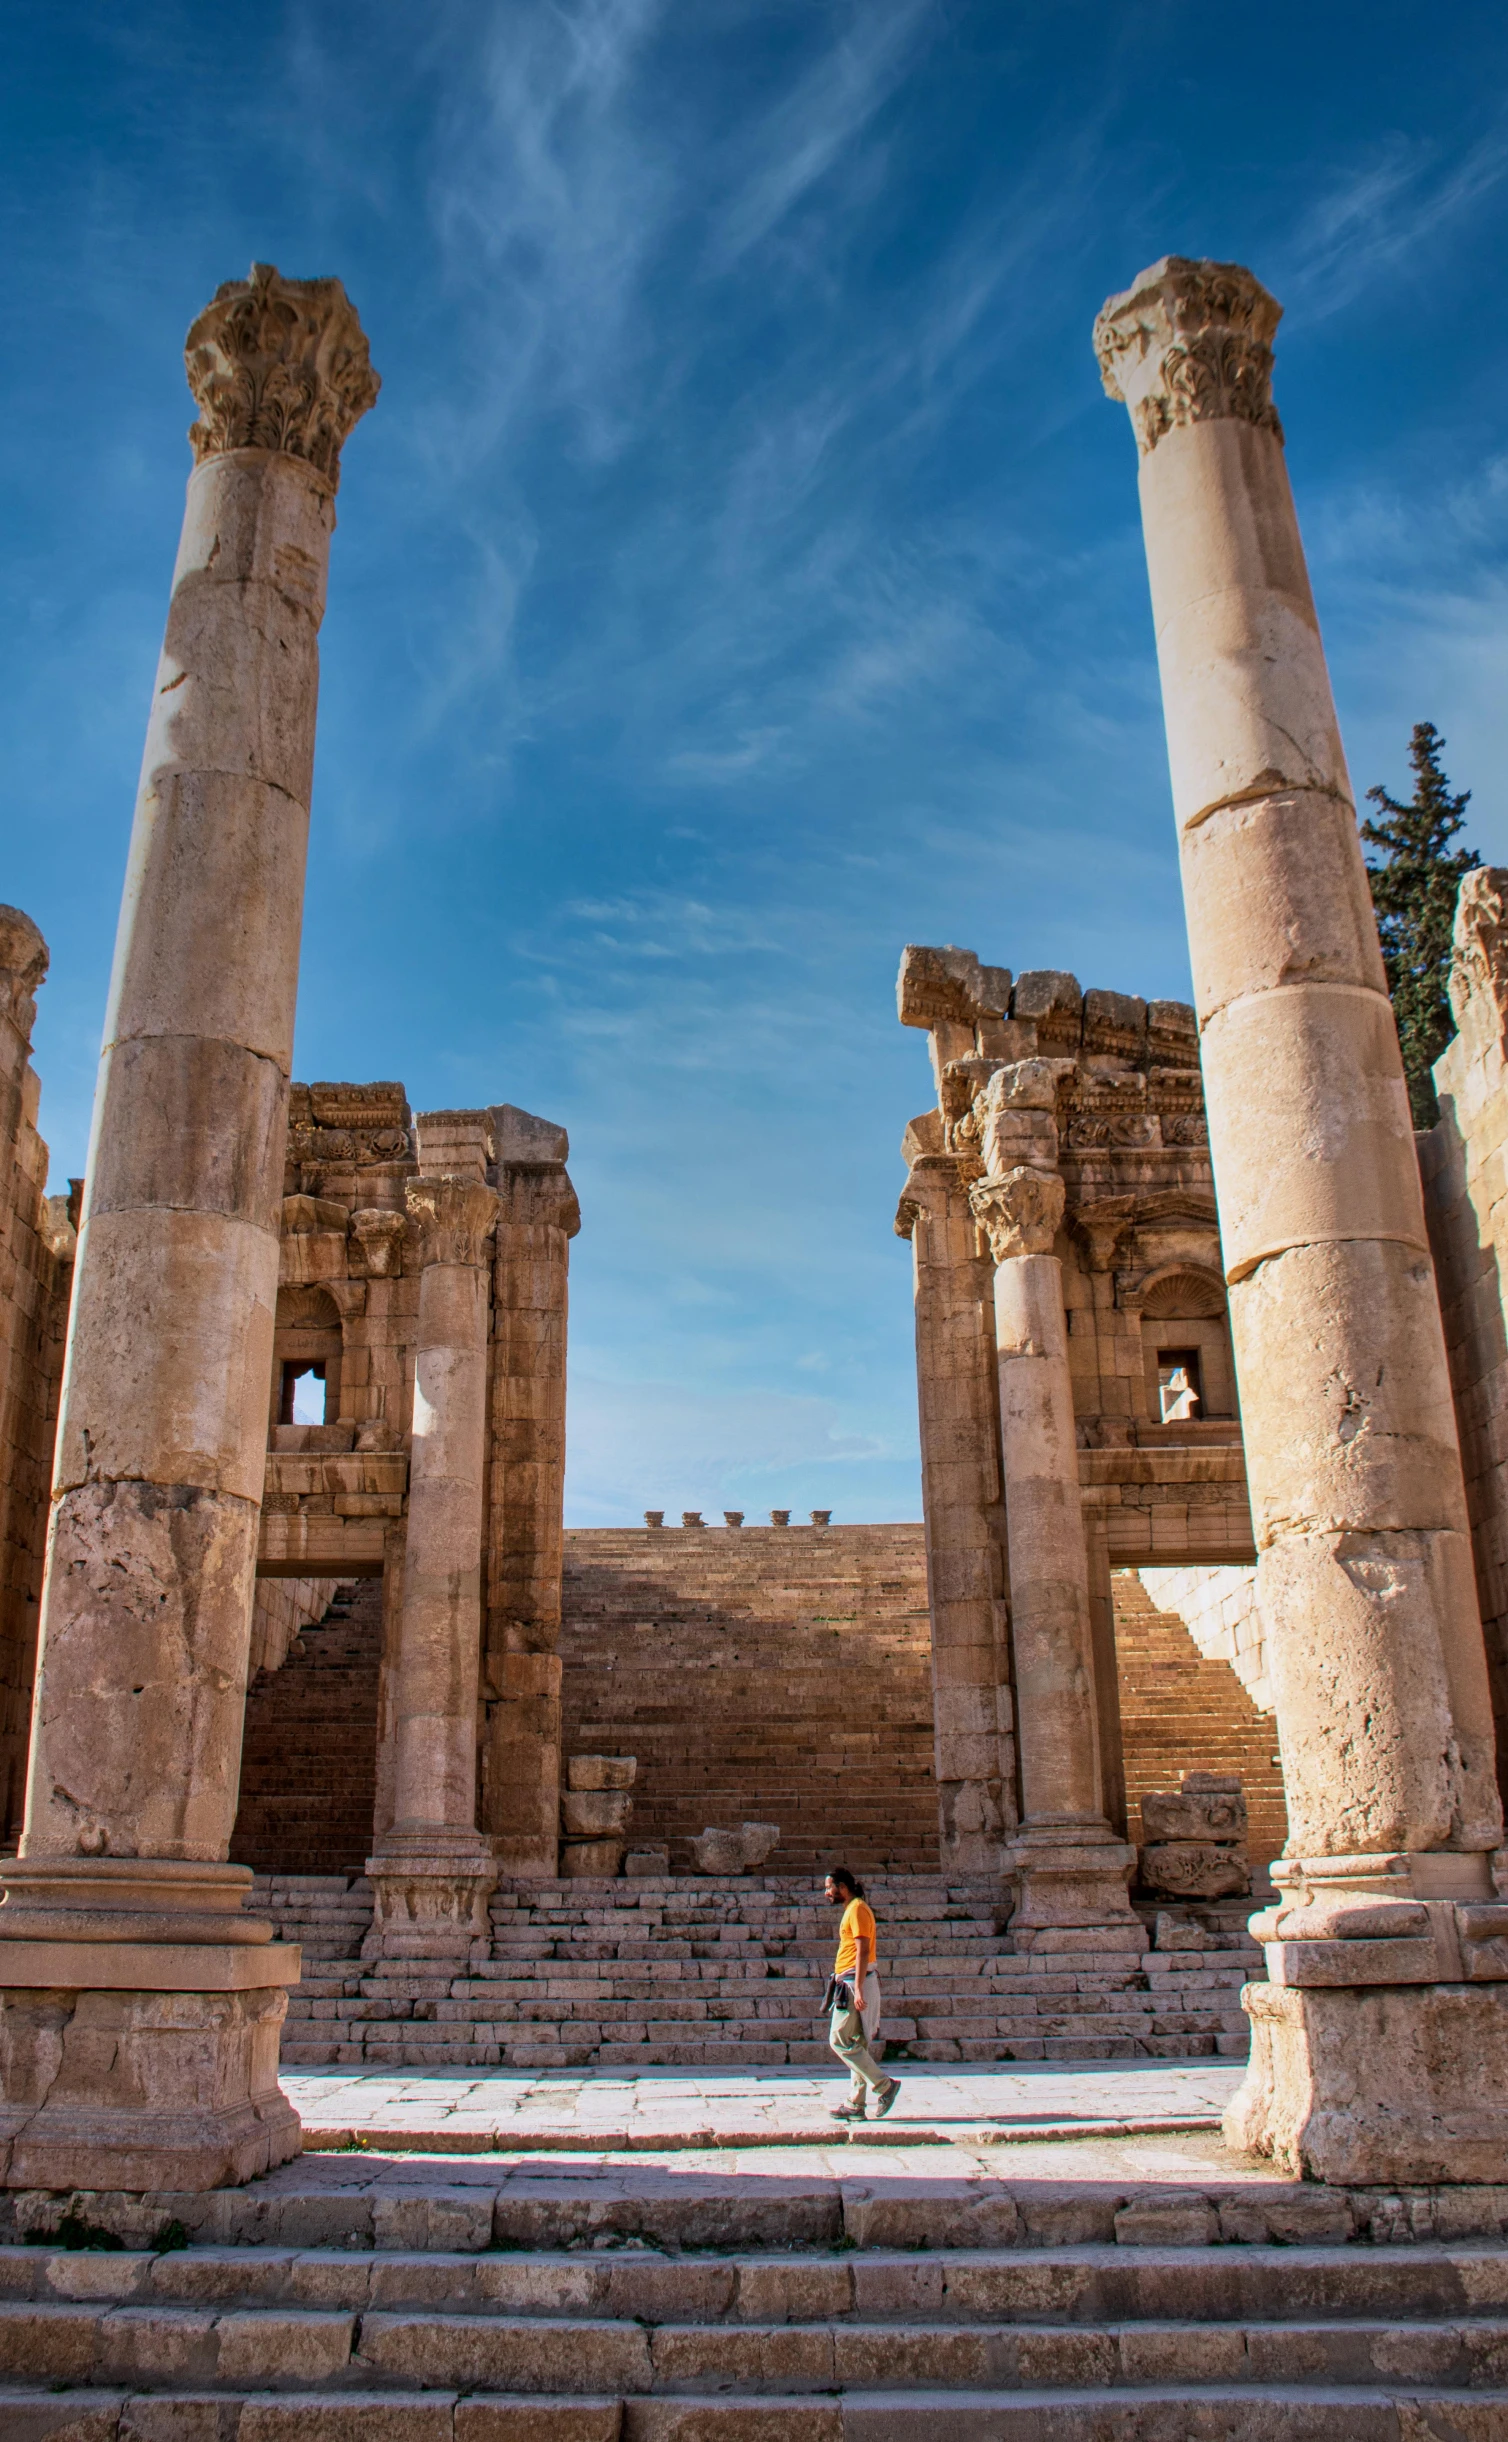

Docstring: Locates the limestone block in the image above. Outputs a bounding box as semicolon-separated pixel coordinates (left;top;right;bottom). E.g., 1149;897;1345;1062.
560;1840;624;1878
0;1982;299;2192
625;1847;670;1878
560;1790;633;1839
1140;1842;1250;1901
1227;1976;1508;2183
1179;790;1388;1022
689;1823;781;1874
567;1755;637;1792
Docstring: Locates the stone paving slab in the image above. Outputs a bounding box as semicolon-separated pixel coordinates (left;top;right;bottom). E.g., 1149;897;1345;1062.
284;2059;1243;2155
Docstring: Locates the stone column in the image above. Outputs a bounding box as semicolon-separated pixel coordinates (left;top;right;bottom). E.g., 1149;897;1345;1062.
0;266;376;2191
969;1064;1141;1949
1098;257;1508;2181
895;1146;1015;1872
481;1107;580;1876
365;1114;499;1962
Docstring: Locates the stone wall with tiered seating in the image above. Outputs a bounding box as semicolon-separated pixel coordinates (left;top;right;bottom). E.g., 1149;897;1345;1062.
558;1525;940;1874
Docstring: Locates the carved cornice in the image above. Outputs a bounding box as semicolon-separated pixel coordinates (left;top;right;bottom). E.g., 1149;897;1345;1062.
970;1167;1066;1264
185;262;379;488
406;1176;499;1269
1094;256;1283;458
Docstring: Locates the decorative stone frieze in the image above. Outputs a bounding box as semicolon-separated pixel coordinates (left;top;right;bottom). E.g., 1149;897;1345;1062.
1093;255;1283;458
186;262;380;489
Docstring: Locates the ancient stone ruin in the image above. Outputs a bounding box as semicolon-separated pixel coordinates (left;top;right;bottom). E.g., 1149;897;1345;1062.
2;248;1508;2355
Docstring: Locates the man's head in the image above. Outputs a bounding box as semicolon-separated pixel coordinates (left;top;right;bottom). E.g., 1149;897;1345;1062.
824;1867;860;1906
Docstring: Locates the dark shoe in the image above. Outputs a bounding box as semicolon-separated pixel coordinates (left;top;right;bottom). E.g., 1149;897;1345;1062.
829;2099;867;2122
872;2078;902;2120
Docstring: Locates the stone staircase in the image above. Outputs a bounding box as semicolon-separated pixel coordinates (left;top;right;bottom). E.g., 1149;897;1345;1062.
260;1872;1258;2071
4;2155;1508;2433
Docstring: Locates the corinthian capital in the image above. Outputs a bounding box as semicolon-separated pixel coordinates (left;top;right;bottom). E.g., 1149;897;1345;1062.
185;262;380;488
407;1177;499;1270
971;1167;1065;1264
1094;256;1283;458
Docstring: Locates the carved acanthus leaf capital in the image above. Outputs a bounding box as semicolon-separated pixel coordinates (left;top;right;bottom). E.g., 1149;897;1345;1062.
186;262;380;488
407;1176;499;1269
1094;256;1283;458
970;1167;1066;1264
348;1207;409;1279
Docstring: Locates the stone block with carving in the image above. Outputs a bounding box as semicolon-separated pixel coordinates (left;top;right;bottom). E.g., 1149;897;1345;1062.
689;1821;781;1875
567;1754;638;1793
1139;1773;1250;1900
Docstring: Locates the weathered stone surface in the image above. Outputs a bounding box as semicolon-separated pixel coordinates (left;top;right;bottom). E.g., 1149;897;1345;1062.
689;1825;781;1875
1140;1842;1249;1900
567;1757;638;1794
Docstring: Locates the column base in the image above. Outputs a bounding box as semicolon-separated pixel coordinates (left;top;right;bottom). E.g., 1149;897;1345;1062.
1007;1820;1145;1952
1227;1979;1508;2184
364;1833;499;1962
0;1975;299;2192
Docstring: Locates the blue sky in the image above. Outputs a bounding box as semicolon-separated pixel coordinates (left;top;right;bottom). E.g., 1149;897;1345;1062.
5;2;1508;1525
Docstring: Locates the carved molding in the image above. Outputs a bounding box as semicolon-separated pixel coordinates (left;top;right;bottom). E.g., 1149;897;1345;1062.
970;1167;1066;1264
185;262;380;488
1094;256;1283;457
406;1176;499;1269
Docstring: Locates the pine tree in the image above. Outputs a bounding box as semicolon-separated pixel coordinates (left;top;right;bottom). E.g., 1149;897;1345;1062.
1361;722;1478;1128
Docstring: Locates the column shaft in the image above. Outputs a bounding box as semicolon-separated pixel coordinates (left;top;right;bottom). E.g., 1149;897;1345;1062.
900;1157;1014;1871
1097;254;1508;2184
0;264;377;2191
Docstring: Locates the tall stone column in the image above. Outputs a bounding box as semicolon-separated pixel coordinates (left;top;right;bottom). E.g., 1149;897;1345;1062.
0;266;376;2191
969;1064;1141;1949
366;1115;499;1961
481;1108;580;1876
896;1148;1015;1872
1098;258;1508;2181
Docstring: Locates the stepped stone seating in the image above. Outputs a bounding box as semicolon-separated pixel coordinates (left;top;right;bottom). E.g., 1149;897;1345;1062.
4;2148;1508;2432
263;1872;1257;2071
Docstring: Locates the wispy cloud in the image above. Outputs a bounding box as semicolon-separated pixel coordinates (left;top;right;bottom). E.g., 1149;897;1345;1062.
1280;120;1508;317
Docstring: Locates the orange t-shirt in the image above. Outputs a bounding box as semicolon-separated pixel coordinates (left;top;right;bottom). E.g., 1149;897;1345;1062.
833;1899;877;1980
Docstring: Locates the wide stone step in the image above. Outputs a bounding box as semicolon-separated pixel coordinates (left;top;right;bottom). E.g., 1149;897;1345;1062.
4;2383;1497;2436
4;2295;1508;2396
7;2241;1505;2322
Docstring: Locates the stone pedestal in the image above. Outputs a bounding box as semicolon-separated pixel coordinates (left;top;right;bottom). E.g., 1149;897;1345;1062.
969;1066;1141;1950
1097;255;1507;2174
0;266;377;2189
366;1137;499;1960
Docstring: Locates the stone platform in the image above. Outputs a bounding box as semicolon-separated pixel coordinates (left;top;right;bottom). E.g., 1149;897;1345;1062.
260;1873;1258;2072
6;2099;1508;2433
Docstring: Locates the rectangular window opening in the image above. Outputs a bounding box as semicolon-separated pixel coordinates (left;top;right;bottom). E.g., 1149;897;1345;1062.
280;1360;327;1427
1157;1348;1202;1422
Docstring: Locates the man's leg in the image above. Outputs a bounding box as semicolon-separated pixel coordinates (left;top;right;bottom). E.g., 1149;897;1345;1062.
831;2004;887;2094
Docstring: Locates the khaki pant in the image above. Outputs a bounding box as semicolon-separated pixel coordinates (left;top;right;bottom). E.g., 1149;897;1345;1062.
829;1970;886;2096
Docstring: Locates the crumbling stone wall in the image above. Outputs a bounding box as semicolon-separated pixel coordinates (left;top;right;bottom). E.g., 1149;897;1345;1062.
0;911;74;1847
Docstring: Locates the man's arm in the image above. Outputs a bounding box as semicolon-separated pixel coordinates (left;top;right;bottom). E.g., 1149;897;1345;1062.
852;1932;872;2009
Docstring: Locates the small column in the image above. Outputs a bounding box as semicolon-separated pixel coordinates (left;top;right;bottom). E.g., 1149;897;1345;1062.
896;1148;1014;1872
969;1063;1141;1949
0;267;376;2191
481;1105;580;1876
366;1114;499;1960
1098;257;1508;2181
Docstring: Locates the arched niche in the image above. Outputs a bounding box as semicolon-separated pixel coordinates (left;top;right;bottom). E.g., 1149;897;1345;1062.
1138;1264;1235;1422
269;1282;344;1436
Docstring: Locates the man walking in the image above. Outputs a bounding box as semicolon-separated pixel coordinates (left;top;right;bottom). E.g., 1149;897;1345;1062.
824;1867;901;2122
